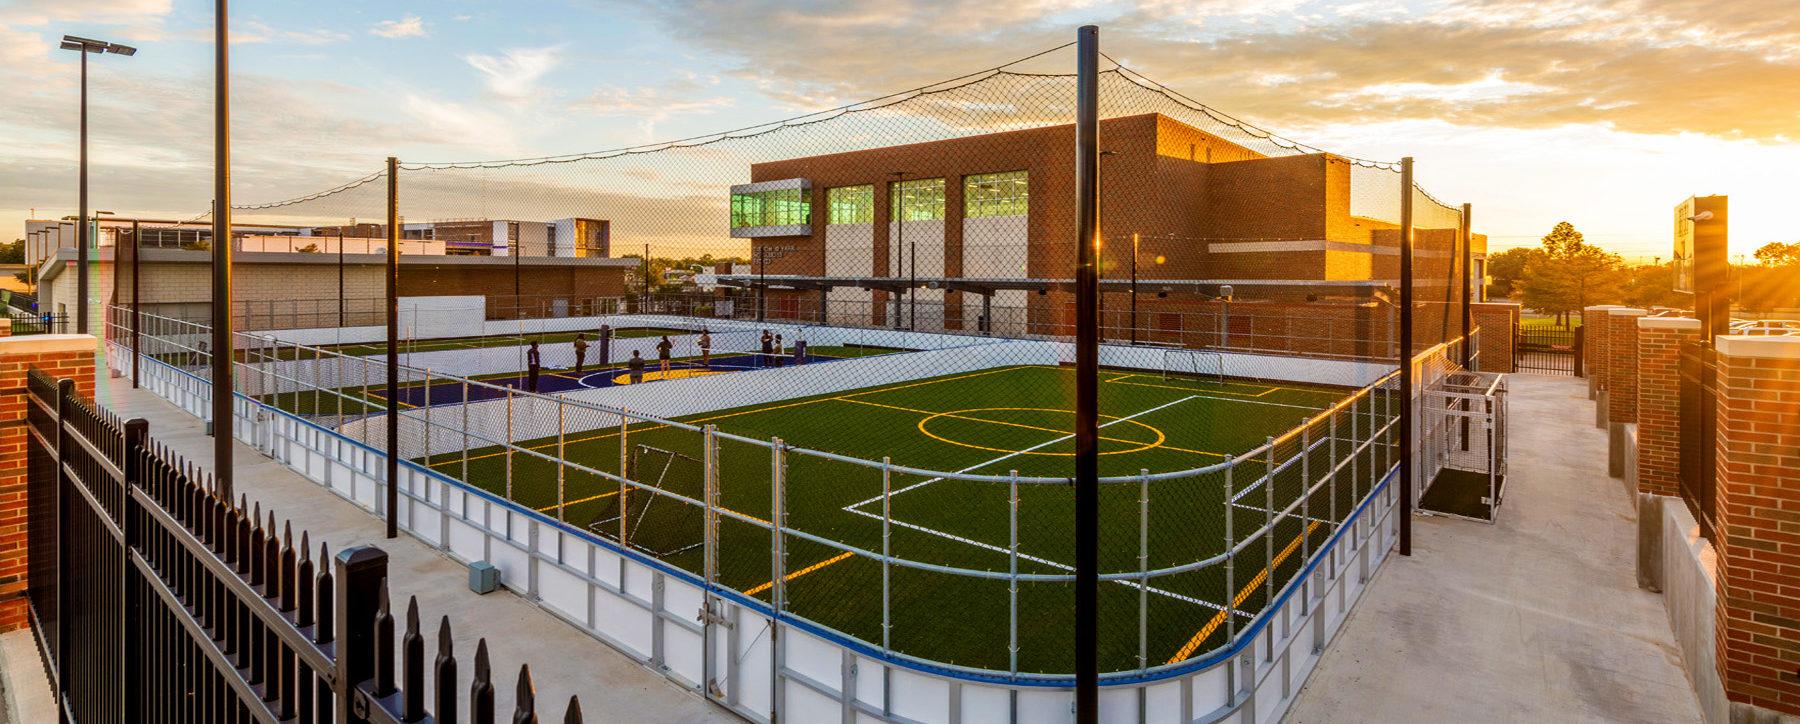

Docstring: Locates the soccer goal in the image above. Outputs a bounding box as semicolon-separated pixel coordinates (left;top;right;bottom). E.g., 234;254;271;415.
1161;348;1225;383
588;444;706;558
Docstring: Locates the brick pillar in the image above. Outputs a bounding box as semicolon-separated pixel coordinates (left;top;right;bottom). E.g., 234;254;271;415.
1634;317;1699;497
1470;302;1519;373
0;334;98;632
1584;304;1620;400
1607;308;1648;426
0;317;10;337
1713;335;1800;717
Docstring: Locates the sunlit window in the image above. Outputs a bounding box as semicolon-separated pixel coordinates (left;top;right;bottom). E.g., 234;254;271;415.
731;188;811;229
890;178;946;222
965;171;1028;218
828;185;875;224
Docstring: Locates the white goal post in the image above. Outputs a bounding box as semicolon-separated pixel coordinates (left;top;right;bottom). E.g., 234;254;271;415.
1161;348;1225;382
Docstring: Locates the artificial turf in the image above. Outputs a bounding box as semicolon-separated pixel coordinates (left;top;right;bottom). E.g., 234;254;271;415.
416;363;1399;674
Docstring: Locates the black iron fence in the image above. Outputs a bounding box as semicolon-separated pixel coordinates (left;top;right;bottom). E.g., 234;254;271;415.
23;367;584;722
8;312;66;336
1678;341;1718;542
1515;324;1579;375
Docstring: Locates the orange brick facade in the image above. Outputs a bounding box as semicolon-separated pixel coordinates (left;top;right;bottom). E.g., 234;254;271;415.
1607;308;1647;425
1633;318;1700;497
1712;337;1800;715
1471;302;1519;373
0;335;98;632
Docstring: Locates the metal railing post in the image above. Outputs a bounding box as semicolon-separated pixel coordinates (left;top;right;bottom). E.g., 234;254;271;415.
121;417;149;724
1008;469;1019;676
556;399;567;524
333;545;389;723
881;457;891;655
618;410;630;547
1137;469;1149;673
1264;436;1276;609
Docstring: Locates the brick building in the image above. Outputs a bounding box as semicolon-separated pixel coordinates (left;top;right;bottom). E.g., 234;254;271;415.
718;112;1484;356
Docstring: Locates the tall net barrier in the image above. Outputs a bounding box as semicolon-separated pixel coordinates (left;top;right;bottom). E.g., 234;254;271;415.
107;40;1470;679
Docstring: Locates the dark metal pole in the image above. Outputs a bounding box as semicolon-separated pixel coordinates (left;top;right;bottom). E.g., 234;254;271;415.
1398;156;1414;557
1072;24;1100;724
131;219;140;388
909;239;916;331
1130;232;1138;345
211;0;234;499
77;48;89;334
338;229;345;327
385;156;400;539
757;244;766;323
1460;202;1473;368
513;227;521;317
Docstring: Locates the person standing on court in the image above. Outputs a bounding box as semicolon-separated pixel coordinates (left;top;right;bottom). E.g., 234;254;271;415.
772;333;785;367
761;329;773;360
526;340;543;392
698;329;713;368
627;350;646;384
573;333;589;373
656;334;674;376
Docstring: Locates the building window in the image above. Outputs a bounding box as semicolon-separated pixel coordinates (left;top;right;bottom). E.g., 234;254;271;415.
731;187;811;229
890;178;946;222
965;171;1028;218
827;185;875;224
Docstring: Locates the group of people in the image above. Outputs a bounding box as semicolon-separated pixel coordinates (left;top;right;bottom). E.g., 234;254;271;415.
519;327;813;392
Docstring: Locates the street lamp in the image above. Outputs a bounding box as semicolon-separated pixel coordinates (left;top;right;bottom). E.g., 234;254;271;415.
60;35;135;334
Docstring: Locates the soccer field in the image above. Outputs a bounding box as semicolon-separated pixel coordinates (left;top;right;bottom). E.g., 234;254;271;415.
418;363;1395;674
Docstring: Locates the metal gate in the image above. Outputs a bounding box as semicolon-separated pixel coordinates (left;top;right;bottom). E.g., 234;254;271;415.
1516;324;1579;375
1678;341;1718;542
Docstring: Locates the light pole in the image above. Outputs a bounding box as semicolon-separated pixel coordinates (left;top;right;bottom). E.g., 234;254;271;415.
60;35;135;334
1129;232;1139;344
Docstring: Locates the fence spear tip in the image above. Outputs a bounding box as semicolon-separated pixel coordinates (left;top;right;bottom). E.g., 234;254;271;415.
563;695;583;724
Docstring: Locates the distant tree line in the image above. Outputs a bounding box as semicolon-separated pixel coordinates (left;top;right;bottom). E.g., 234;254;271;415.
1484;222;1799;327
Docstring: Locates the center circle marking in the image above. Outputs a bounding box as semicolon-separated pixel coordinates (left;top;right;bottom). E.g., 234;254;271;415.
916;407;1165;456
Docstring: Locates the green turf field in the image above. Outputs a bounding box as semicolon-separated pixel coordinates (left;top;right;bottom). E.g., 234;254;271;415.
419;364;1397;674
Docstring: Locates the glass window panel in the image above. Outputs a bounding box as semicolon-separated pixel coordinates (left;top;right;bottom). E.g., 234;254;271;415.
828;185;875;224
964;171;1028;218
889;178;946;222
730;187;812;229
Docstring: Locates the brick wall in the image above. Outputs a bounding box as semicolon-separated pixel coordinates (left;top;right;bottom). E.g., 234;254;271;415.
1634;317;1699;497
0;334;97;632
1607;308;1648;425
1471;302;1519;373
1712;335;1800;716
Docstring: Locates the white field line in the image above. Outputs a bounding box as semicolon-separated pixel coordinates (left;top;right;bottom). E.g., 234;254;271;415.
843;394;1202;512
842;505;1246;615
839;394;1251;614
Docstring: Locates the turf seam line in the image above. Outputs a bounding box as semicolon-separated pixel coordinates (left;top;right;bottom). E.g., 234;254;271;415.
1165;520;1323;664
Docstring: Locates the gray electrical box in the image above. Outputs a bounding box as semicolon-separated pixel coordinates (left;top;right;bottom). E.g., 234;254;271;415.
469;561;500;594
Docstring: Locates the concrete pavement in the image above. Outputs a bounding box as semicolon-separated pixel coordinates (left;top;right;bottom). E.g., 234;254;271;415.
1287;373;1702;723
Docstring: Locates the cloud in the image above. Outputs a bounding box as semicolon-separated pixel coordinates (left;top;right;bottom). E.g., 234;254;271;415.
231;19;349;45
465;46;563;102
371;16;426;39
578;82;734;137
617;0;1800;142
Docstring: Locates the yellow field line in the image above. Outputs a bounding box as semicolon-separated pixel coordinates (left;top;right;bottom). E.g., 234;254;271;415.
835;397;1222;458
743;551;856;597
535;490;619;512
1165;520;1323;664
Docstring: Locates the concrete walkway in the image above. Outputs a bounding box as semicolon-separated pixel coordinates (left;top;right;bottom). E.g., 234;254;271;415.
1288;373;1702;723
91;375;736;723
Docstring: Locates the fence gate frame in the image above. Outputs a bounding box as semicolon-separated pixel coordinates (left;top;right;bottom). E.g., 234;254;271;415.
1514;322;1579;375
1677;340;1718;542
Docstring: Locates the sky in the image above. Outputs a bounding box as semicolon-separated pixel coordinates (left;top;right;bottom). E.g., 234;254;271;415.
2;0;1797;260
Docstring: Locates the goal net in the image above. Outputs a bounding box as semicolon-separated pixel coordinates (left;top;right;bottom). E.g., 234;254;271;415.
1161;348;1225;383
588;444;706;559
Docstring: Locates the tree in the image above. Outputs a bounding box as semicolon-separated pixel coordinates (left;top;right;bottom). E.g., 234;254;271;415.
1620;261;1688;310
0;238;22;264
296;243;321;253
1484;247;1539;300
1515;221;1624;325
1753;241;1800;267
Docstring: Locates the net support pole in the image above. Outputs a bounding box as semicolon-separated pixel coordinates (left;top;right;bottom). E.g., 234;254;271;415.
1223;465;1236;647
1460;203;1473;368
1072;24;1101;723
131;219;141;387
1398;156;1415;557
210;0;234;499
385;155;400;539
556;398;566;524
618;409;630;547
769;436;787;721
